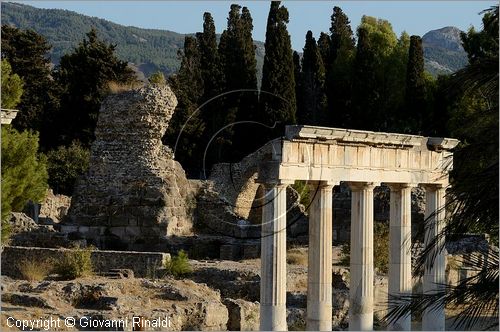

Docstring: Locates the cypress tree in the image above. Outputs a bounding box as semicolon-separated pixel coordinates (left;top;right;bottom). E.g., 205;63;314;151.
351;27;378;130
164;36;205;176
259;1;296;143
196;12;226;170
197;12;223;102
405;35;426;132
300;31;327;125
326;6;355;128
317;32;331;71
219;4;258;160
293;51;304;124
329;6;355;62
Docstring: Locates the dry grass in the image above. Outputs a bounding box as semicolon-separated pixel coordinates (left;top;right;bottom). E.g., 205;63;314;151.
17;258;53;282
107;80;144;94
287;249;308;266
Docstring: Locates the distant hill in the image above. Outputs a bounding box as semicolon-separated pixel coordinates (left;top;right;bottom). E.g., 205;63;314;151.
1;2;265;78
2;2;467;78
422;26;468;76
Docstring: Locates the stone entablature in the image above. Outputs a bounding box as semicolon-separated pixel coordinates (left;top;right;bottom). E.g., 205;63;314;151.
261;125;458;186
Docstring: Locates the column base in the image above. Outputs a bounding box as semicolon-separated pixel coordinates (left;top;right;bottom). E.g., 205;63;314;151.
260;304;287;331
388;316;411;331
349;312;373;331
422;308;445;331
306;302;332;331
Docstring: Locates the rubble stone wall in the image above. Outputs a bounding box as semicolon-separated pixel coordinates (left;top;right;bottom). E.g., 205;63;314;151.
1;246;169;278
65;85;194;249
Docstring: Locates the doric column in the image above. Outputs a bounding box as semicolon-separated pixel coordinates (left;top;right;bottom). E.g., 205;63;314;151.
422;184;447;331
260;182;289;331
348;182;378;331
307;181;337;331
387;183;414;331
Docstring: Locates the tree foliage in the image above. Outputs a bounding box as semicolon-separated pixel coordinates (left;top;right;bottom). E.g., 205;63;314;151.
56;28;137;147
325;7;356;127
1;127;48;242
298;31;326;125
46;141;90;196
164;36;205;176
386;6;499;329
219;4;259;161
258;1;296;143
1;59;24;109
1;25;60;149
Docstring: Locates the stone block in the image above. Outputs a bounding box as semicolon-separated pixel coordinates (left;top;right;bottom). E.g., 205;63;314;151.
224;298;260;331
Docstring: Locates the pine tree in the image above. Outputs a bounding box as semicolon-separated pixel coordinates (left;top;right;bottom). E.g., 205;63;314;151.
300;31;327;125
405;35;426;132
164;36;205;176
259;1;296;143
219;4;258;160
326;6;355;128
56;28;137;147
1;127;48;242
1;59;24;109
1;25;60;150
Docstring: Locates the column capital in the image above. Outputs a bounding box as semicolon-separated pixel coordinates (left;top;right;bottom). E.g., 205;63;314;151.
308;180;339;189
386;183;418;191
421;183;447;191
261;179;294;189
347;181;379;191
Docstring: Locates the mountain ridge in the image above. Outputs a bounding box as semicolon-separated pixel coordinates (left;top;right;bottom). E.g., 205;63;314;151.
1;2;466;77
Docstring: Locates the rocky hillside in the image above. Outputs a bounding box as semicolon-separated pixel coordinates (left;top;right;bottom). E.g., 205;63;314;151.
422;26;468;76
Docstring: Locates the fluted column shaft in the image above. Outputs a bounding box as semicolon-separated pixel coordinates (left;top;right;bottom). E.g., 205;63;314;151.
260;183;288;331
388;184;413;331
348;182;377;331
307;182;336;331
422;185;446;331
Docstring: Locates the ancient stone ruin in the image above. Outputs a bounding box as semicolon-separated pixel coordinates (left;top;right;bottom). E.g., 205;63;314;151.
64;85;193;249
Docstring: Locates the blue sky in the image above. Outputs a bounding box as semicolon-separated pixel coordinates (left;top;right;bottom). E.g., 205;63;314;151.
18;1;496;50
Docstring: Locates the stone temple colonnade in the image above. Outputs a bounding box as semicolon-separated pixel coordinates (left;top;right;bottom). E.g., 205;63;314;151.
257;125;459;331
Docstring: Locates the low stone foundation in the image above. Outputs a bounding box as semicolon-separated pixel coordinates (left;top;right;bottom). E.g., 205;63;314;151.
1;246;170;278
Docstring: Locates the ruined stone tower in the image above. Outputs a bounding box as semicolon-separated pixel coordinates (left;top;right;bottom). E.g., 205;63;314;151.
65;85;193;249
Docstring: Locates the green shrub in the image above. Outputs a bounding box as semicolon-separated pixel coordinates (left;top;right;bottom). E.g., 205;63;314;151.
336;221;389;274
291;180;311;207
165;250;192;278
339;242;350;266
46;141;90;195
374;222;389;274
1;127;48;243
148;71;166;85
54;247;93;280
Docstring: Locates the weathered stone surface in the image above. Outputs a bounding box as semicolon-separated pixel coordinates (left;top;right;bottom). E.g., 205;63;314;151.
223;298;260;331
6;212;76;248
66;85;194;248
39;189;71;223
1;246;169;278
